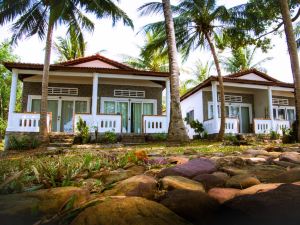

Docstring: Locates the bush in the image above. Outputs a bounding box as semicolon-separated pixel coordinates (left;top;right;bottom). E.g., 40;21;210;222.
99;131;117;144
282;122;297;144
0;118;7;140
9;135;40;150
185;119;206;139
152;133;167;141
270;130;280;140
224;134;240;146
76;117;90;144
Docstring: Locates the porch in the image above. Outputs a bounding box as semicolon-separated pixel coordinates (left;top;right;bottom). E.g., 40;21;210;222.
6;71;171;135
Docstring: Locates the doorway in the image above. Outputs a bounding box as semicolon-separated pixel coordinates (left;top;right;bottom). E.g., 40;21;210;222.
29;96;90;132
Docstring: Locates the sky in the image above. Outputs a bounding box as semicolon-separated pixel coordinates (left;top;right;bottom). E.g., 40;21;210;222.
0;0;295;83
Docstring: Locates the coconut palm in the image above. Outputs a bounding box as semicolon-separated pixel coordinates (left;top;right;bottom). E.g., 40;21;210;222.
123;31;169;72
0;0;132;143
221;46;273;73
139;0;230;140
54;28;86;62
279;0;300;141
160;0;189;144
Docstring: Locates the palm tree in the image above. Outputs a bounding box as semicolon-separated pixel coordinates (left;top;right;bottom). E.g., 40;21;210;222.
0;0;132;143
123;31;169;72
161;0;189;144
221;46;273;73
139;0;230;140
181;60;213;95
54;28;86;62
279;0;300;141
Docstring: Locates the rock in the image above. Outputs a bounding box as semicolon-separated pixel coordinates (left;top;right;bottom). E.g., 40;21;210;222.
193;174;226;190
238;183;282;196
247;165;286;183
167;156;189;165
71;197;190;225
273;159;299;168
103;175;157;200
0;187;90;225
81;178;104;192
217;184;300;225
212;171;230;181
244;149;269;156
226;174;260;189
144;169;162;177
95;169;129;185
280;152;300;164
208;188;241;204
265;146;284;152
213;157;246;168
221;167;249;176
158;158;216;178
266;152;282;158
147;157;169;165
160;189;219;224
245;157;266;164
161;176;205;192
270;169;300;183
126;165;146;176
183;148;198;155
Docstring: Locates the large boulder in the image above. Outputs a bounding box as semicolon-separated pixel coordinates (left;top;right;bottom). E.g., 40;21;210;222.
161;176;205;192
226;174;260;189
103;175;157;200
158;158;216;178
193;174;226;190
160;189;219;224
208;188;241;204
280;152;300;164
216;184;300;225
71;197;191;225
0;187;90;225
244;149;269;157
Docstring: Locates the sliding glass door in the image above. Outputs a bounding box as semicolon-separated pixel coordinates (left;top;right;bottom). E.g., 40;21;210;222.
131;103;142;133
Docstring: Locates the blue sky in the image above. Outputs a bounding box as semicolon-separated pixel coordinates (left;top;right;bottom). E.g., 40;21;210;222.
0;0;294;82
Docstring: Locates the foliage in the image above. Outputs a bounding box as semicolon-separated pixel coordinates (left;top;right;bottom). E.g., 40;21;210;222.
0;40;21;136
151;133;167;141
186;119;205;138
76;117;90;144
54;28;87;62
99;131;117;144
123;31;169;72
224;134;240;146
270;130;280;140
9;135;40;150
282;122;297;144
221;46;273;73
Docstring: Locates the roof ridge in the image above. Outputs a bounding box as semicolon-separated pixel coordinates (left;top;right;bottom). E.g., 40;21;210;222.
224;68;280;82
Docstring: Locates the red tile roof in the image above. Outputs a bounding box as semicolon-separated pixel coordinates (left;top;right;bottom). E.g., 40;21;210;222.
180;69;294;101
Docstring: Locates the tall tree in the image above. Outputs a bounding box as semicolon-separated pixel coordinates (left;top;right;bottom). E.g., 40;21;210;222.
279;0;300;141
123;31;169;72
0;0;133;143
221;46;273;73
139;0;230;140
161;0;189;144
54;28;86;62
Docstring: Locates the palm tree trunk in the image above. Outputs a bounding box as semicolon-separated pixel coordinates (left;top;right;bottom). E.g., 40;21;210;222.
40;16;54;144
279;0;300;142
205;33;225;141
162;0;189;145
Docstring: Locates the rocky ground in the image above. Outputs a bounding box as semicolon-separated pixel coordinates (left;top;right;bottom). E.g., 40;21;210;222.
1;142;300;225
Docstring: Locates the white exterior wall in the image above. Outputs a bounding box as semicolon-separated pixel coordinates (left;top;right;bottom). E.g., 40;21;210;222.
181;90;203;138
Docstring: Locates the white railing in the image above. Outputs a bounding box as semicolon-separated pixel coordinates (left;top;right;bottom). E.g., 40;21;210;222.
143;115;168;134
254;119;290;135
6;113;52;132
203;118;239;135
74;114;122;133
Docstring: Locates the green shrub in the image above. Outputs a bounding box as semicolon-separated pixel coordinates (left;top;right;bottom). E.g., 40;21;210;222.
282;123;297;144
76;117;90;144
151;133;167;141
9;135;40;150
185;118;205;139
0;118;7;139
270;130;280;140
224;134;240;146
99;131;117;144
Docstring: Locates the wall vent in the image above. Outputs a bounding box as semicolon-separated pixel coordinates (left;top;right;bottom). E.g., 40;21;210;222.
48;87;78;96
218;95;242;103
114;89;145;98
272;98;289;106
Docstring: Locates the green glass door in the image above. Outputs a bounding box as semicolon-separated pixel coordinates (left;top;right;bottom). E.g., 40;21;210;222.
241;106;250;133
61;101;74;133
131;103;142;133
117;102;129;133
48;100;59;132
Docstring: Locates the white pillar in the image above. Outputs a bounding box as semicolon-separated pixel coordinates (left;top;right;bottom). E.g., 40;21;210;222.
165;79;171;128
7;70;18;130
212;81;219;133
268;86;274;130
92;73;99;117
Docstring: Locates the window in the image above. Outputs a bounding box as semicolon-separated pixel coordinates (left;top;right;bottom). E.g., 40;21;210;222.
104;101;115;114
114;90;145;98
186;110;194;124
48;87;78;96
143;103;154;115
31;99;41;112
75;101;88;113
